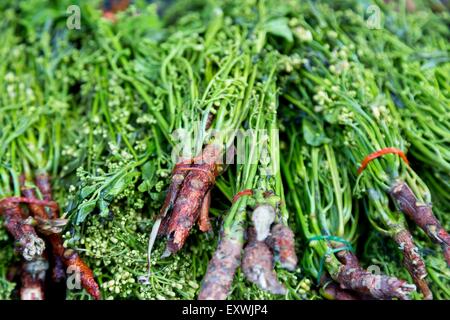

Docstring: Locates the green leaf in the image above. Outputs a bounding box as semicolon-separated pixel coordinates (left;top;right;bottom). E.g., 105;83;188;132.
98;198;109;211
139;161;156;193
264;18;293;42
138;181;149;193
324;109;340;124
76;200;97;224
80;185;97;199
98;198;110;217
105;177;127;199
103;172;140;200
303;119;331;146
142;161;155;181
150;192;163;201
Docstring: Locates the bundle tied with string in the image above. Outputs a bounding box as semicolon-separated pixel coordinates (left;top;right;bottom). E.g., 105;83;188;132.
307;235;415;299
357;147;409;175
139;145;224;284
307;235;354;284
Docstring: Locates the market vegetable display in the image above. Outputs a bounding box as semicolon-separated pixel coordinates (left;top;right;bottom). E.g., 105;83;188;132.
0;0;448;300
282;119;416;299
199;48;298;299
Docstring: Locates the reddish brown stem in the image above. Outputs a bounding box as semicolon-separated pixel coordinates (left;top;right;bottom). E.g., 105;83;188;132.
22;187;66;235
21;185;66;283
198;189;212;232
20;270;44;300
332;245;415;300
64;248;101;300
1;202;45;261
35;174;52;201
165;165;215;253
242;228;286;295
36;173;101;299
333;263;415;300
334;247;360;269
158;213;171;237
390;181;450;266
157;168;188;237
164;144;222;253
198;234;243;300
19;185;51;296
158;170;188;220
0;197;58;211
35;174;60;220
49;236;101;300
20;257;48;300
265;223;297;271
393;229;432;300
21;188;49;219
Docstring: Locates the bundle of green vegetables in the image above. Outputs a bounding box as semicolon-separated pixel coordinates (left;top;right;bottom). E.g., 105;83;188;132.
0;0;448;300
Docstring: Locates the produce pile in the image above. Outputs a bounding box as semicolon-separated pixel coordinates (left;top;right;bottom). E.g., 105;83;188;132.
0;0;448;300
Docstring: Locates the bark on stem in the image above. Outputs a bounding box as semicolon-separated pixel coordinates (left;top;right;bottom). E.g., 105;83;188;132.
1;202;45;261
332;245;415;300
35;174;52;201
165;144;222;253
334;247;360;268
36;174;101;299
266;223;298;271
198;234;243;300
19;185;51;297
332;263;415;300
390;180;450;266
198;189;212;232
242;228;286;295
49;237;101;300
20;257;48;300
393;229;432;300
